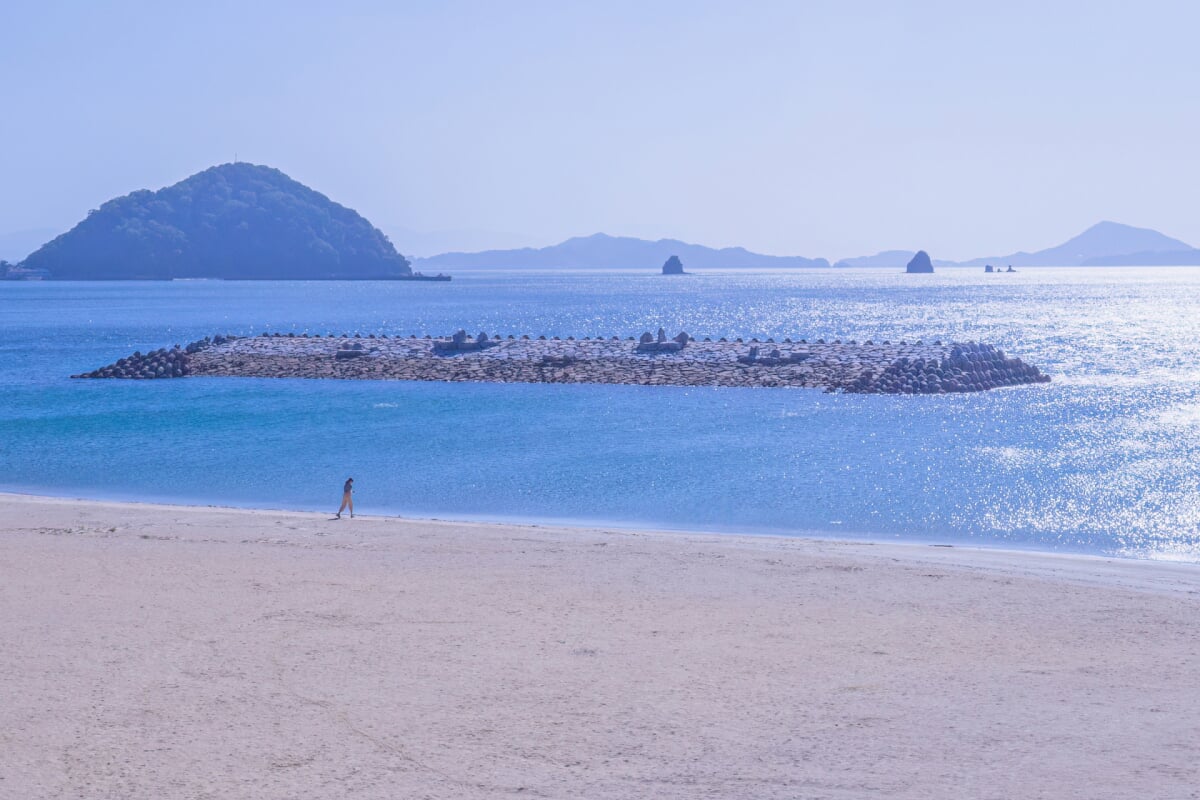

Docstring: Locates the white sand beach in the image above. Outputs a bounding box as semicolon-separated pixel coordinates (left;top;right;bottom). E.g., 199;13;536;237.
2;492;1198;799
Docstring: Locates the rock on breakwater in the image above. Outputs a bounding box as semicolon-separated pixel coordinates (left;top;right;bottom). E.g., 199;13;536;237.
73;331;1051;394
70;335;236;380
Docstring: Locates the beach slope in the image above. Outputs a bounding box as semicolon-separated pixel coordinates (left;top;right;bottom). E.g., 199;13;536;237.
1;494;1197;798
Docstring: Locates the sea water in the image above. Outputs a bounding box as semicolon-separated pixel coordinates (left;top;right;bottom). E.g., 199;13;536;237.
2;268;1199;561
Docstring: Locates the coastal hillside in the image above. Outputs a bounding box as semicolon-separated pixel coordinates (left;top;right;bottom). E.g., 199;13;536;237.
20;163;412;280
414;232;829;269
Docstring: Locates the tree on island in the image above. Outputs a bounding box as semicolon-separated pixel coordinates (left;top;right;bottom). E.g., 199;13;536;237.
905;250;934;273
662;255;685;274
20;163;412;280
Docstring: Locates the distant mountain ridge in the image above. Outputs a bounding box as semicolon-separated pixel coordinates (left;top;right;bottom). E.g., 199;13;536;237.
956;221;1195;267
414;232;829;269
7;207;1199;280
834;222;1200;268
19;163;412;280
415;222;1198;271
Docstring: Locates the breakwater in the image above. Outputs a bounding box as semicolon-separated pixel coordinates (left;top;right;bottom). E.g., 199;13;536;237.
73;330;1051;394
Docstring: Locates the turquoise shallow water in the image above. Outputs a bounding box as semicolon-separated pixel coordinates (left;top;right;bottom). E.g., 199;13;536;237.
2;268;1199;560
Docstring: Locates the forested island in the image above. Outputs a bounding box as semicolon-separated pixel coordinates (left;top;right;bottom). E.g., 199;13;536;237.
17;163;415;280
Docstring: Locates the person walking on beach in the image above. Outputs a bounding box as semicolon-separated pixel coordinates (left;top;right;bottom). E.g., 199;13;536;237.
336;477;354;519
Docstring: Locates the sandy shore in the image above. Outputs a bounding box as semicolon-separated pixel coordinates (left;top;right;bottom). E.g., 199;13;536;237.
2;494;1198;799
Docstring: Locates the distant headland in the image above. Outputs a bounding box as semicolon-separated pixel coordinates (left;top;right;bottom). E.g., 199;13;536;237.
12;163;419;281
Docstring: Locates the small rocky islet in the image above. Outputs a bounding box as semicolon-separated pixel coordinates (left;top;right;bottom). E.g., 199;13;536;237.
73;329;1051;395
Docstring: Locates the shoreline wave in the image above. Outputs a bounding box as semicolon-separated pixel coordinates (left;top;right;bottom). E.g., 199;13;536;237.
4;488;1194;566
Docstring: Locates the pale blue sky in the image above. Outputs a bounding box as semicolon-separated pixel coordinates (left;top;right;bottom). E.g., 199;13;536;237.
2;0;1197;259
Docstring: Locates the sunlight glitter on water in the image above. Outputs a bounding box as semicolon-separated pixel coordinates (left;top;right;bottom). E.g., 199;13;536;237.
2;267;1200;560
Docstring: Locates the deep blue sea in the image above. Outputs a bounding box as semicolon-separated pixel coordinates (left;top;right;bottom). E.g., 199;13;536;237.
3;268;1199;561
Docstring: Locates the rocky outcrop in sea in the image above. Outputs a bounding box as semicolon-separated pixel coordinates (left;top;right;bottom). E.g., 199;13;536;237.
662;255;685;275
906;251;934;273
